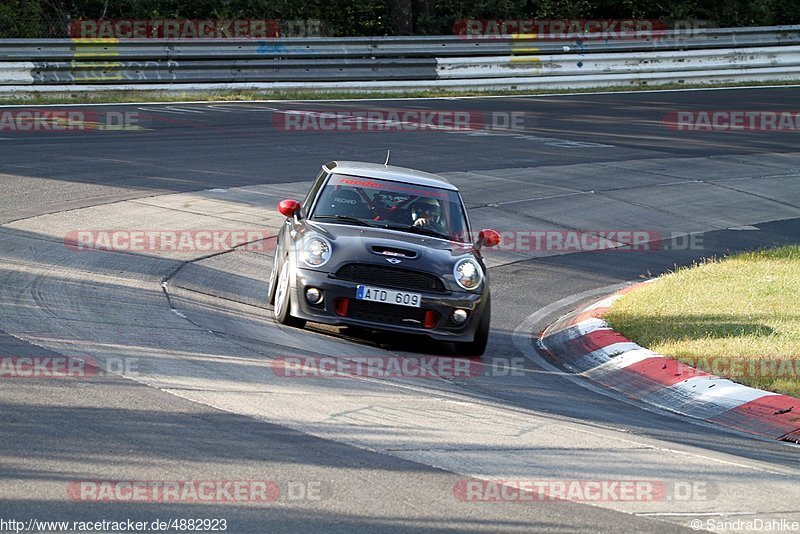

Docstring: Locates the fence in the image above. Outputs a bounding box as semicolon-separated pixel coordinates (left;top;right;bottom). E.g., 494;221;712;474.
0;26;798;92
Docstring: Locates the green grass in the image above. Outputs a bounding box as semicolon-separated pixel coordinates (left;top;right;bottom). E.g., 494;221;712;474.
605;246;800;397
1;79;799;105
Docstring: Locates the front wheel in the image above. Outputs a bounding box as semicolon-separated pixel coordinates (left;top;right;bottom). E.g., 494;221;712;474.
267;256;279;305
453;297;490;357
272;258;306;328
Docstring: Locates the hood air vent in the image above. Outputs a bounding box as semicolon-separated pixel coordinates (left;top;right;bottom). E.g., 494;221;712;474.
370;245;418;259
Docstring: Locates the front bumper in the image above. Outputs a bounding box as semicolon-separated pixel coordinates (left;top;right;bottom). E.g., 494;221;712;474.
288;267;487;342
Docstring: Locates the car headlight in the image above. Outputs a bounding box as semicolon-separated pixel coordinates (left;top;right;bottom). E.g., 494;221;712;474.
453;258;483;290
300;237;332;267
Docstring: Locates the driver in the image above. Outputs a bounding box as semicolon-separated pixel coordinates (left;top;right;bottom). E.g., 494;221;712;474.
411;197;447;234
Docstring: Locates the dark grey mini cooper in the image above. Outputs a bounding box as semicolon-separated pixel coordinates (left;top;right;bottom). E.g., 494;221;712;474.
267;161;500;356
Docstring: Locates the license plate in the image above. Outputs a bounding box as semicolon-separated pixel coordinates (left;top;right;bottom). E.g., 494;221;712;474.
356;285;421;308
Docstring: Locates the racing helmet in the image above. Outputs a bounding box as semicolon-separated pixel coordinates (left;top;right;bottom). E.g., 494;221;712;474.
412;197;442;224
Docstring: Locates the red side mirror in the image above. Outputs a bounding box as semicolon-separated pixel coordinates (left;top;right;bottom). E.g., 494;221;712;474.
278;199;301;218
479;229;501;248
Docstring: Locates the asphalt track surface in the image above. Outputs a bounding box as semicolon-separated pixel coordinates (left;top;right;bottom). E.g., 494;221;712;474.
1;87;800;532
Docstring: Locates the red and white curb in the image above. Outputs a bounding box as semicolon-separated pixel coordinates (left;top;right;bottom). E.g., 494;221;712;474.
540;283;800;443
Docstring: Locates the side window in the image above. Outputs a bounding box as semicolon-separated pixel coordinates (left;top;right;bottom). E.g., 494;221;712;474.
300;170;328;218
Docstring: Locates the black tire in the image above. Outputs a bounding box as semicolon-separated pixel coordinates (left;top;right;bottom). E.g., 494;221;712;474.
272;258;306;328
453;297;490;357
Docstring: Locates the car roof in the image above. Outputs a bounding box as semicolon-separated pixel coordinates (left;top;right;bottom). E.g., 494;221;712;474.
324;161;458;191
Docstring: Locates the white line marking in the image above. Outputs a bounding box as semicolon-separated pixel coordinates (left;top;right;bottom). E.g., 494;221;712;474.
163;106;206;113
635;512;757;517
489;191;592;206
209;104;280;113
136;106;189;114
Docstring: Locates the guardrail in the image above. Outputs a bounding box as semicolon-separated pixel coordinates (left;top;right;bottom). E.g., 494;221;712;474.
1;25;799;92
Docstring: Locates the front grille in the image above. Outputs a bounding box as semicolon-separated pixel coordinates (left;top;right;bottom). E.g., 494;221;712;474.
347;300;427;326
335;263;446;293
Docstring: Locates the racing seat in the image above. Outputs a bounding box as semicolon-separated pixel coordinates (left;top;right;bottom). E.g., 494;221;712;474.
328;188;374;219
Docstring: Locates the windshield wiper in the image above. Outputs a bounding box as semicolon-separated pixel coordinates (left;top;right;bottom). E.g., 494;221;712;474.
381;223;451;240
314;215;374;227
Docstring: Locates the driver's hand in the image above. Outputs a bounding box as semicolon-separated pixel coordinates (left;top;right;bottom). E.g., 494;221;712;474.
414;218;429;227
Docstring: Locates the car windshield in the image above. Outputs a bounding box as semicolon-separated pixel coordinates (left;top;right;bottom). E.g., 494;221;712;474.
311;174;470;242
